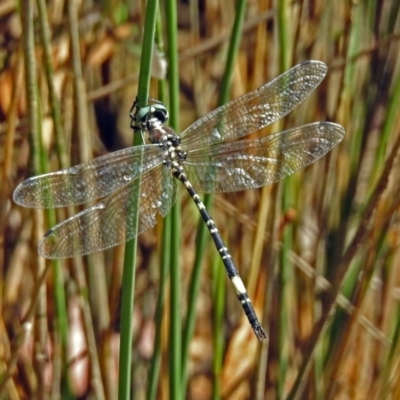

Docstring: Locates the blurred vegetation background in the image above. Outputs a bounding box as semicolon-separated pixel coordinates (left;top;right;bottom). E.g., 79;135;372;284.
1;0;400;399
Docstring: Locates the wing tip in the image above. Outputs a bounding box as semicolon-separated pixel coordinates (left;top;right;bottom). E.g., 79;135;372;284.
13;178;33;207
318;121;346;143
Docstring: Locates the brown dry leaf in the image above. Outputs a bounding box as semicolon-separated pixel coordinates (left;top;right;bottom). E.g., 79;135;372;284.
87;35;116;67
0;69;14;116
221;320;260;396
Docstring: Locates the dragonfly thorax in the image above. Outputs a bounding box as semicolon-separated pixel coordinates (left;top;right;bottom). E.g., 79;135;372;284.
161;132;187;168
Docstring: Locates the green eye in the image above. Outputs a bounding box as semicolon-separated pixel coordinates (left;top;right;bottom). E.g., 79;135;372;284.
150;104;169;124
134;105;153;124
130;102;169;130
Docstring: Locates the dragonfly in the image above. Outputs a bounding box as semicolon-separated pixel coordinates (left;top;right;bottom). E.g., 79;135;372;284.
13;60;345;340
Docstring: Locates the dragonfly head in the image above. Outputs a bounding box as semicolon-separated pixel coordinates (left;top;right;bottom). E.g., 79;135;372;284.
130;99;169;133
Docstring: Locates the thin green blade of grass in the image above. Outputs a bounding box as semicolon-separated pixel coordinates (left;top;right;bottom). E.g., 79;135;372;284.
164;0;183;399
118;0;159;398
36;0;70;376
146;10;169;400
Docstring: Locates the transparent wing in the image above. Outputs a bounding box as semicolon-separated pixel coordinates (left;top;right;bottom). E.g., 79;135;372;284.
13;144;163;208
180;60;327;151
39;165;177;258
183;122;345;193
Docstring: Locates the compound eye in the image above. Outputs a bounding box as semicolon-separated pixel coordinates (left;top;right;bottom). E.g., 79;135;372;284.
154;109;168;123
132;105;152;125
151;104;169;124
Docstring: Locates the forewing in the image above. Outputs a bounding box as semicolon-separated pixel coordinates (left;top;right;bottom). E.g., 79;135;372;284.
180;60;327;150
183;122;345;193
13;144;162;208
39;165;177;258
